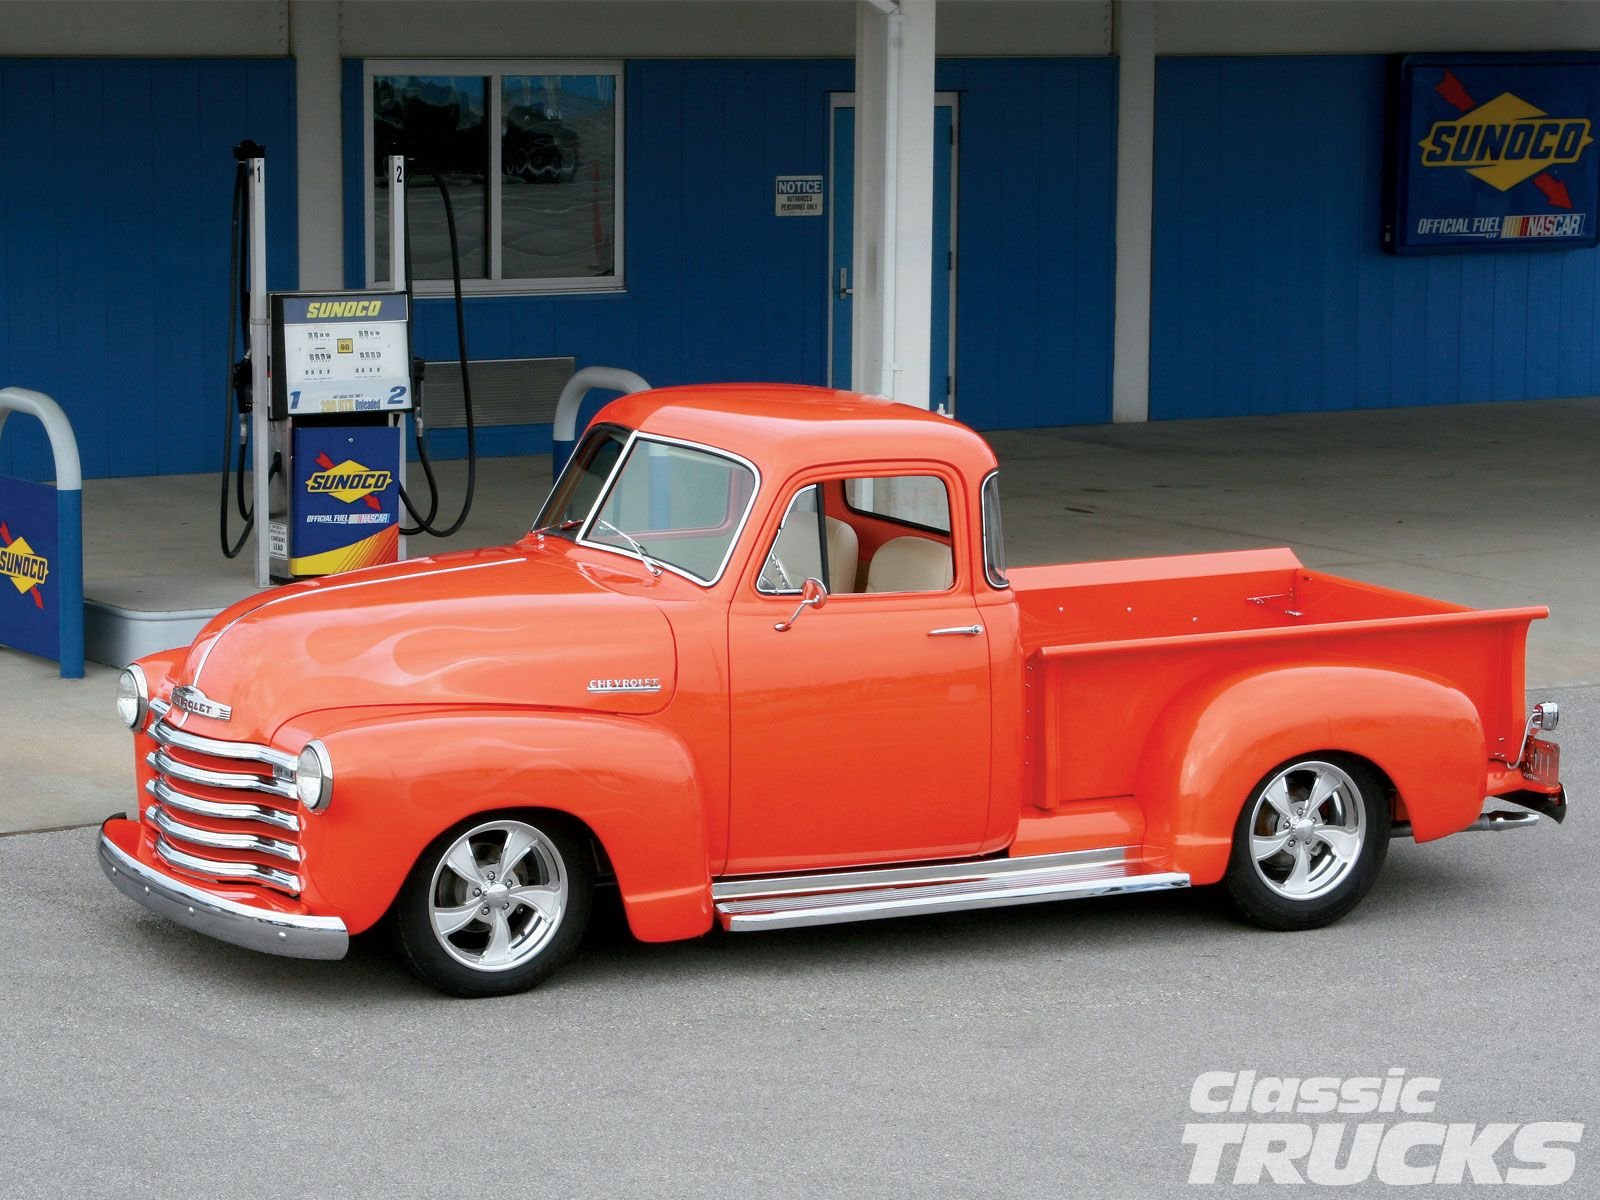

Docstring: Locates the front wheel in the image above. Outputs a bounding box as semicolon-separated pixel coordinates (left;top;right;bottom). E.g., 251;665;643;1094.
1223;755;1389;931
392;814;593;997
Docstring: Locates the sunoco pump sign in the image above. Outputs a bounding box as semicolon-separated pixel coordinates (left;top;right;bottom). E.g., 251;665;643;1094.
1388;54;1600;254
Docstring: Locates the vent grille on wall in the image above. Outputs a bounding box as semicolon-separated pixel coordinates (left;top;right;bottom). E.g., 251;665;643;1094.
421;357;577;428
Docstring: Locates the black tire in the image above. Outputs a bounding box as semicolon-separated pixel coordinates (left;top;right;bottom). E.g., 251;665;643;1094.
391;811;593;997
1222;754;1390;931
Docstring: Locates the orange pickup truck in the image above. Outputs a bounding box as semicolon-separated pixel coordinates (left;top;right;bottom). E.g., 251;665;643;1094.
98;385;1567;996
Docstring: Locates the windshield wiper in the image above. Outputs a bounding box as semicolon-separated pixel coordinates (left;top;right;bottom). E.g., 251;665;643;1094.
592;518;664;577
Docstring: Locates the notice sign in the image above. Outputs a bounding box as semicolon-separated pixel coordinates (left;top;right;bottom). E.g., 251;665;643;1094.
1388;54;1600;253
775;175;824;216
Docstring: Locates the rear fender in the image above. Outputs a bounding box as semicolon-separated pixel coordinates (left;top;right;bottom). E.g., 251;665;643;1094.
280;708;712;941
1136;665;1485;884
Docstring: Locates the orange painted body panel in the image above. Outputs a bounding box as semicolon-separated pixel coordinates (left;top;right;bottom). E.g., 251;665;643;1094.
117;385;1561;949
276;707;713;939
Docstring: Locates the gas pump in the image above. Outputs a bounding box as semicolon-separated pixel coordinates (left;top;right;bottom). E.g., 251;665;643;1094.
221;144;476;587
265;289;411;581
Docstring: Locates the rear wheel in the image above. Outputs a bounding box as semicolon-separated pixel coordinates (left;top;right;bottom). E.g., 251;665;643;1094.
392;814;593;997
1223;755;1389;931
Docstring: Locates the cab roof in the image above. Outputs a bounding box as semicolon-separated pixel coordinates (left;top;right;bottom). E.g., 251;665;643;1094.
593;384;999;482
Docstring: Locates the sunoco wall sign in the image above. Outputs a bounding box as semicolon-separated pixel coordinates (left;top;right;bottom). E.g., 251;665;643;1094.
1388;54;1600;254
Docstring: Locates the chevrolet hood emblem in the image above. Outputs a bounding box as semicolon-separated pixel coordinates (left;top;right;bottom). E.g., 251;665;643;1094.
171;684;232;722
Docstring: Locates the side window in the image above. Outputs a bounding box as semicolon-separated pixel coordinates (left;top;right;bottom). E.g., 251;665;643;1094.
843;475;951;534
757;485;825;594
847;474;955;595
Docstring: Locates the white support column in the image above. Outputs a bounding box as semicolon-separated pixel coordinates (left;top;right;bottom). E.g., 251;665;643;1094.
852;0;937;408
1112;0;1155;423
290;0;344;290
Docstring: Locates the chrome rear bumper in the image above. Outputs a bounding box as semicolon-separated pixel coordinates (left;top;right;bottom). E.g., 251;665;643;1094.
98;819;348;961
1390;787;1569;839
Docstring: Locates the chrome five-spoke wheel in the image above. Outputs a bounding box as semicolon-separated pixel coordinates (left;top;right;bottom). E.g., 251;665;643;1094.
393;813;593;997
1248;761;1365;901
429;820;570;972
1224;754;1389;931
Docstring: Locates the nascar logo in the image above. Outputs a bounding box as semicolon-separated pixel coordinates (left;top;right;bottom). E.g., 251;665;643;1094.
0;520;48;610
306;453;391;510
1419;71;1592;204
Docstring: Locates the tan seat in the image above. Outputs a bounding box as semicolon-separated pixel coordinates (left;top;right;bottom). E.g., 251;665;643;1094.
769;515;859;594
865;536;953;593
824;517;859;593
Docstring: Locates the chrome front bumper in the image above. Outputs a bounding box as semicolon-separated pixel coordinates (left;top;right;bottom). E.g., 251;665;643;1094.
98;820;349;961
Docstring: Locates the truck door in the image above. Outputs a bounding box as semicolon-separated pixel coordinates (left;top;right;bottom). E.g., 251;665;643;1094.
725;472;992;874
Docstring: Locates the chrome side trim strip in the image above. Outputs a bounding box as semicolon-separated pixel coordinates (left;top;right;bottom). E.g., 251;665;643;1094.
711;846;1134;901
147;805;302;863
148;748;296;800
155;836;301;895
717;867;1191;932
98;824;346;961
148;777;300;833
149;721;296;774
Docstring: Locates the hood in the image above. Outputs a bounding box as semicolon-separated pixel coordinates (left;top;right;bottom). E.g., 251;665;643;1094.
165;543;677;743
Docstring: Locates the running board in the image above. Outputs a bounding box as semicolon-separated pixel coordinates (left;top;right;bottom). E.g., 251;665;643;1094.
712;846;1190;932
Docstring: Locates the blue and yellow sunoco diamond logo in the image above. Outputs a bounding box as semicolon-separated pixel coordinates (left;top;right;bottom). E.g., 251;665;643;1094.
0;520;48;610
307;453;391;510
1419;72;1593;202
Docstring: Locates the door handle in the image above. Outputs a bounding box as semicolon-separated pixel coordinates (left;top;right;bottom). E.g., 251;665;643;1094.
837;267;852;299
928;624;983;637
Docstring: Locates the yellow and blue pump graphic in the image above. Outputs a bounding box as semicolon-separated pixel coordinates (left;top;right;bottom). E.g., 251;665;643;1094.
0;520;49;607
288;425;401;576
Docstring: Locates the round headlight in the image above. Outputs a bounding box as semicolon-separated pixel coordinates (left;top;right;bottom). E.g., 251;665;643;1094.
116;665;148;730
295;740;334;812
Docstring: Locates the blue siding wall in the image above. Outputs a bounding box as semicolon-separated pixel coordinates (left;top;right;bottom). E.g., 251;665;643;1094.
939;58;1117;428
0;59;298;481
351;56;1116;455
1151;56;1600;419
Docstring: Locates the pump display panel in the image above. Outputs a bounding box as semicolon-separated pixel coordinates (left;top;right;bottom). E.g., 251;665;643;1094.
269;292;412;417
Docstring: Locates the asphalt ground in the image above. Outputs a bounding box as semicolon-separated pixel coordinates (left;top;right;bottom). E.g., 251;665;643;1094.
1;683;1592;1199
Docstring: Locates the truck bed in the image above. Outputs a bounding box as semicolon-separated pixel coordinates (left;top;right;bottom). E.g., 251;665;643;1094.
1010;548;1546;814
1012;547;1479;652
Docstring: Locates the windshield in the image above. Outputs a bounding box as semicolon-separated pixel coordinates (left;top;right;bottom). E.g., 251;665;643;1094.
539;428;759;584
536;424;628;533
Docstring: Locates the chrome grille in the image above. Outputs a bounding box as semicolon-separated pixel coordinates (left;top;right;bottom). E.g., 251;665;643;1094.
142;703;304;895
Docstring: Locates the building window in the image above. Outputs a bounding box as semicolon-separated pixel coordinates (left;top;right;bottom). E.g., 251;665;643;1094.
366;61;622;295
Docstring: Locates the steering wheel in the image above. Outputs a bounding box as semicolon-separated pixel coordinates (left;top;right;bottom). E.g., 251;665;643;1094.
763;551;794;591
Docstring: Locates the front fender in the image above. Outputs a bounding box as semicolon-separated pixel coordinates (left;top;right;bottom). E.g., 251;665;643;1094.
1136;665;1486;885
279;708;712;942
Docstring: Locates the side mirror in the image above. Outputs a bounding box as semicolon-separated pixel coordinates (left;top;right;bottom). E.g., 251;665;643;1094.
774;577;828;632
